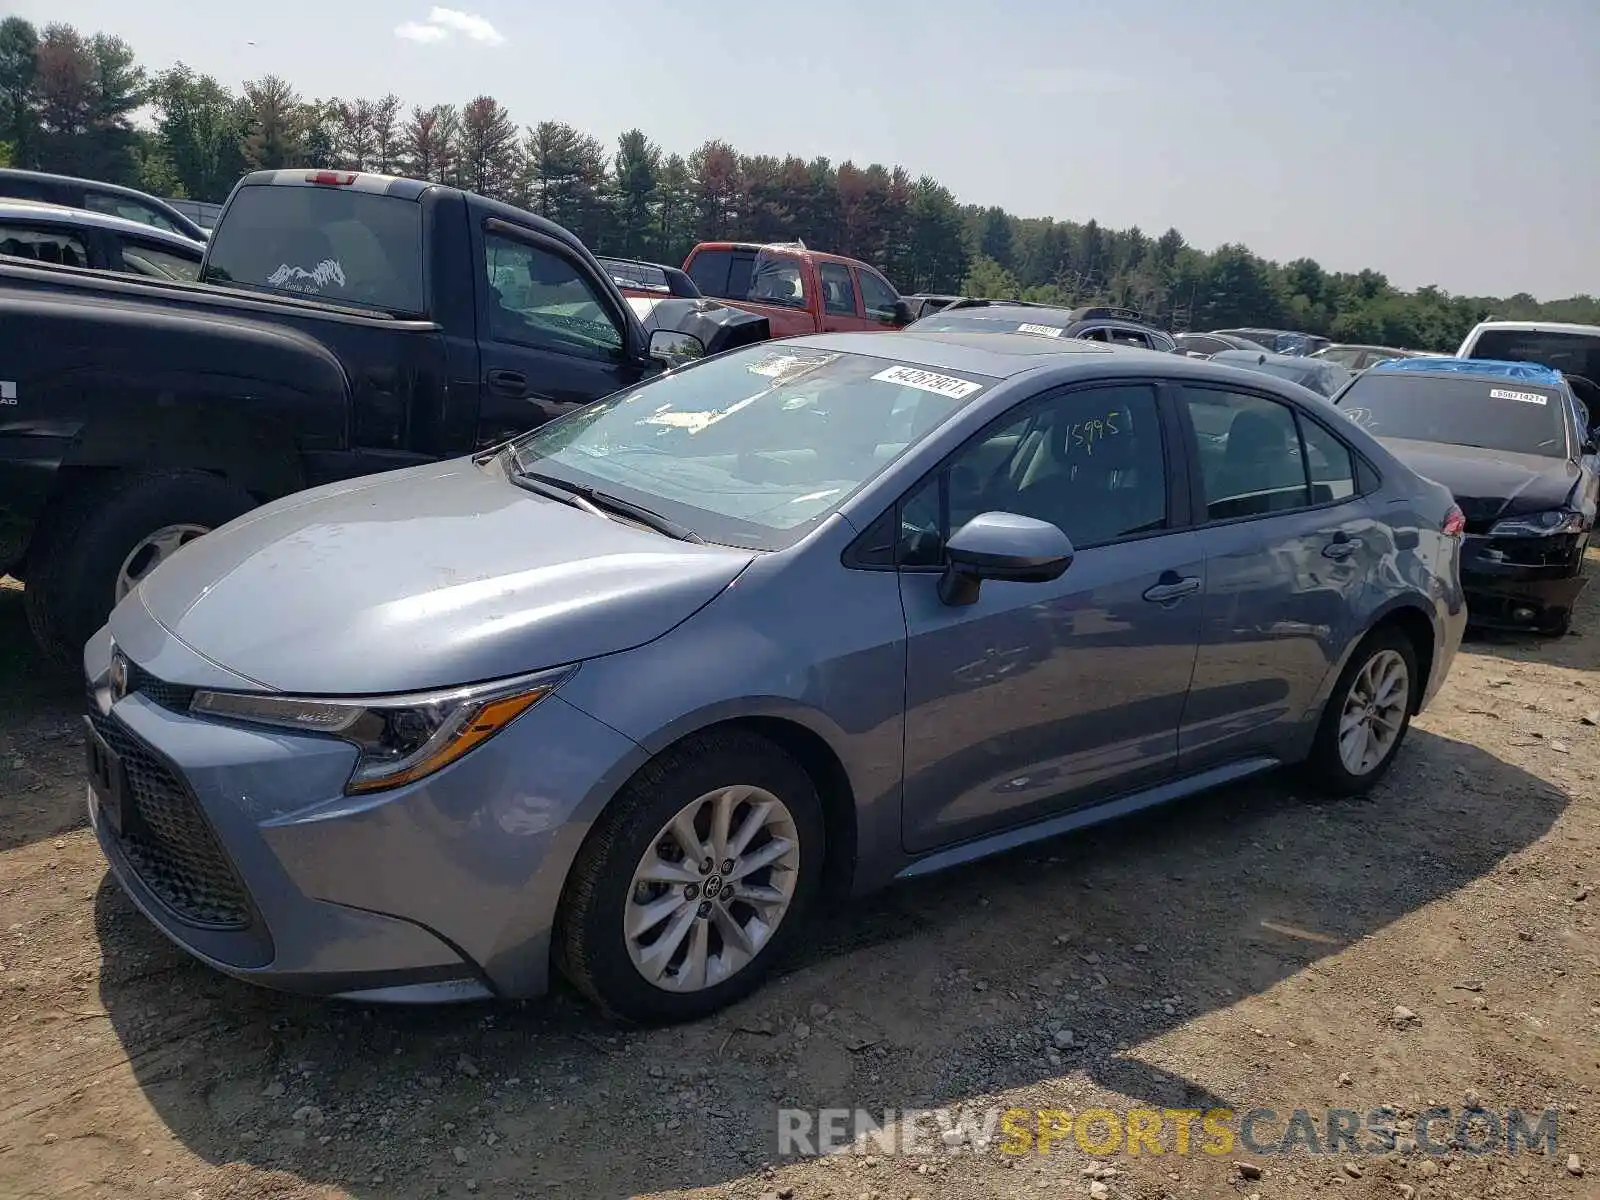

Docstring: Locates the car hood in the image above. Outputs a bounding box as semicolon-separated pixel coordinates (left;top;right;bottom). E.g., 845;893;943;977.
1376;437;1578;526
126;457;757;694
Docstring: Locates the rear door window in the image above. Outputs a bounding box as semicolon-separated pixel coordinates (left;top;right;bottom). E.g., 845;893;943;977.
117;238;202;281
84;190;183;235
0;224;91;269
202;184;426;314
819;261;858;315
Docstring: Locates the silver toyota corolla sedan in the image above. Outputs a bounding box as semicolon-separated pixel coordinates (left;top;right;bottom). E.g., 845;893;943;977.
84;331;1467;1023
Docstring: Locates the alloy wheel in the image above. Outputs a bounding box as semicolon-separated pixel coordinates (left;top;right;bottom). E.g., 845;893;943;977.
624;785;801;992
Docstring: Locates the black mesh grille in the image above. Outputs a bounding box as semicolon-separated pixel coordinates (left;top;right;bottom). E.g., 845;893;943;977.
90;711;252;929
127;662;198;713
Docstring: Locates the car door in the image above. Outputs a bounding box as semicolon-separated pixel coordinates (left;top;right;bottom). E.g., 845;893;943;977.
472;220;646;447
817;261;861;333
897;380;1205;853
1172;382;1382;768
855;265;904;331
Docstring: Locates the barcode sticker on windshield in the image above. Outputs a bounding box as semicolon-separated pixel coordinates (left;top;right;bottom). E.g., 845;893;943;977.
1016;323;1065;338
871;365;983;400
1489;387;1546;405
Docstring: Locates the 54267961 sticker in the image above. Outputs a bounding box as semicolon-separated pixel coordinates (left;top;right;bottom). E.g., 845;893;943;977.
871;364;984;400
1015;323;1064;338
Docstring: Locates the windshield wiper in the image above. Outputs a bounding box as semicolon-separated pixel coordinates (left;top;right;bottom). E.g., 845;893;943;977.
511;469;704;543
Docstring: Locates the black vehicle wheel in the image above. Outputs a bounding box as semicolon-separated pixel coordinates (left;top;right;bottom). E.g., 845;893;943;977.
1304;625;1419;797
555;729;826;1025
1539;608;1573;637
24;470;255;670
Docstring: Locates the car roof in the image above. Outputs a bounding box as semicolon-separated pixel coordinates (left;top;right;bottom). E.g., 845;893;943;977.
787;329;1326;397
1366;356;1567;388
1210;348;1324;368
914;303;1167;335
1466;319;1600;336
0;198;206;249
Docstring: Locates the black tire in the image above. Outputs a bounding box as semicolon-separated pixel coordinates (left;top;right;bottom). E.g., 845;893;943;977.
1304;624;1420;797
24;470;255;670
1539;608;1573;637
555;728;826;1025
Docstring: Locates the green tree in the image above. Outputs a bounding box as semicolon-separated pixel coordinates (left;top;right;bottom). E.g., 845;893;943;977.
242;74;308;170
150;64;249;201
0;17;39;169
457;95;519;200
963;255;1021;299
612;128;660;258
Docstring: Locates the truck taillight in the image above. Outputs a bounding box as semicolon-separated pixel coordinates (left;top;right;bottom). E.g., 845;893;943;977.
1442;505;1466;537
306;171;358;186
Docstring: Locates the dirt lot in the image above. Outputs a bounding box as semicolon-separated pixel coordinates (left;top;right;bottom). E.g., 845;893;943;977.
1;566;1597;1200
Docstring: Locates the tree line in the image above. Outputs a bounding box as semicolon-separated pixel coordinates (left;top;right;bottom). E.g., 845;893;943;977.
0;15;1594;350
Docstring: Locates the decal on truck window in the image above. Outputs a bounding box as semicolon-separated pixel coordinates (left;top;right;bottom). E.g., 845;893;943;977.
266;258;347;295
870;365;983;400
0;381;16;405
1489;387;1548;405
1016;323;1065;338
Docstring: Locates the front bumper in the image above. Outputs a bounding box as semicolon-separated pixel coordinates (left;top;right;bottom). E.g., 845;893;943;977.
85;627;645;1002
1460;532;1588;629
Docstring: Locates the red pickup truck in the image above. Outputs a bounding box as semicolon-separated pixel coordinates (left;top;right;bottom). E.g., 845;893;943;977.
682;241;913;337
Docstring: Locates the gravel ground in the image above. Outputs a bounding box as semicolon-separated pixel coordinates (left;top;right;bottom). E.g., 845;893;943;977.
1;562;1596;1200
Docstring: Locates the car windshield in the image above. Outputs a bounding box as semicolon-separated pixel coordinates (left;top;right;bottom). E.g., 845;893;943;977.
912;310;1074;337
1469;328;1600;386
507;344;993;550
1335;373;1569;457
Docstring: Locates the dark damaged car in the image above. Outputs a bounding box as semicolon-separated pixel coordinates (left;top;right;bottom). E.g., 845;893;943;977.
1334;357;1598;635
0;169;769;666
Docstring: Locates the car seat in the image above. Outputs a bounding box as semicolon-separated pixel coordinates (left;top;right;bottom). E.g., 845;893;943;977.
1211;408;1304;513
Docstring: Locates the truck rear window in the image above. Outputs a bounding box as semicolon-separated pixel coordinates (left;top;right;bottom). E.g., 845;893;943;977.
203;185;425;314
687;247;806;310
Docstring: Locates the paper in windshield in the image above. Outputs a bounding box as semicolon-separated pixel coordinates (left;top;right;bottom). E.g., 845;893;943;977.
871;364;983;400
1489;387;1547;405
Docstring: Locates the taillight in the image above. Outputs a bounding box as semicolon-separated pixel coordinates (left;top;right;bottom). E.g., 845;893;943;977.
1442;505;1466;537
306;170;358;186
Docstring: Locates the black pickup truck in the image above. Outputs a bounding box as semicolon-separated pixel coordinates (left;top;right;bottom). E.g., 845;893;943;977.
0;168;769;666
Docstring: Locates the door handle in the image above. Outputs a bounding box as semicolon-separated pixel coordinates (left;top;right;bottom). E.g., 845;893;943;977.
1322;533;1363;560
486;369;528;396
1142;571;1201;604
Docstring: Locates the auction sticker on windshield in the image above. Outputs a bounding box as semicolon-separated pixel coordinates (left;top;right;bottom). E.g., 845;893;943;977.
1489;388;1548;405
1016;323;1064;338
871;365;984;400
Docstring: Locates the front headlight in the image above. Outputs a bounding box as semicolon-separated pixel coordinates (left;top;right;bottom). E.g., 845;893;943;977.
1487;509;1588;538
190;667;575;794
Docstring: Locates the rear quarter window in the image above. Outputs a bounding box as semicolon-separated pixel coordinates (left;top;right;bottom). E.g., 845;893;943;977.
203;184;425;314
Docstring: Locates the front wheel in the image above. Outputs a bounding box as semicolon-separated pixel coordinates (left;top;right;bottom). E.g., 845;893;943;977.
1305;626;1419;796
24;470;255;669
555;729;825;1024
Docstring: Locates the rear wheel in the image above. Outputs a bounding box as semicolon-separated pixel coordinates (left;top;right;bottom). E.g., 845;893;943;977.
24;470;255;669
1305;625;1419;796
555;729;825;1024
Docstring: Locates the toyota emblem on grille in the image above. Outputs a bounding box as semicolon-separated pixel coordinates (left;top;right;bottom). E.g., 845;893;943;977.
109;651;130;702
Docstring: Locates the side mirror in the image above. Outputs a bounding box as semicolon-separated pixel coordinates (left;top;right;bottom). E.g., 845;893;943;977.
937;512;1075;607
648;328;706;368
892;299;914;326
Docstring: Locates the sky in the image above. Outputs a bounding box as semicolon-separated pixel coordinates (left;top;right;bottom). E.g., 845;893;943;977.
17;0;1599;300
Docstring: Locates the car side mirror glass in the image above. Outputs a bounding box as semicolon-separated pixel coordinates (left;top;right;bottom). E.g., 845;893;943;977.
648;328;705;368
938;512;1075;607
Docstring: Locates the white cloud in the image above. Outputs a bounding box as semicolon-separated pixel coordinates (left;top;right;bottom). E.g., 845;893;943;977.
394;7;506;46
395;19;449;42
427;7;506;44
